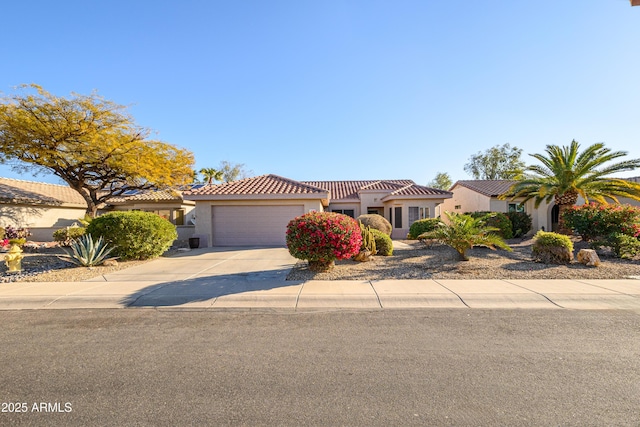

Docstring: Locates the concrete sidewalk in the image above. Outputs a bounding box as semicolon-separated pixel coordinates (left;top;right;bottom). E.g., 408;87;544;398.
1;277;639;311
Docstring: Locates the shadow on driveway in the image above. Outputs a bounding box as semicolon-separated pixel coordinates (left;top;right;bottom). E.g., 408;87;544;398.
119;267;302;307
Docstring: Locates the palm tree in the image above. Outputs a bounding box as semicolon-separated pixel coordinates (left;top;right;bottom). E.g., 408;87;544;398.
501;140;640;234
418;212;512;261
199;168;223;186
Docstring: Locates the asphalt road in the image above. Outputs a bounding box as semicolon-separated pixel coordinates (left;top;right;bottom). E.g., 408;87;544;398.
1;309;639;426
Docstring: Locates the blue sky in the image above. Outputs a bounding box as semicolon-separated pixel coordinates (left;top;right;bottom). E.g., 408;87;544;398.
2;0;639;186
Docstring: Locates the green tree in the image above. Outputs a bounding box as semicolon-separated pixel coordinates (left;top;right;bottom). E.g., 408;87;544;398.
199;168;223;185
219;161;253;182
464;143;525;180
0;84;195;216
418;211;512;261
428;172;453;190
501;140;640;234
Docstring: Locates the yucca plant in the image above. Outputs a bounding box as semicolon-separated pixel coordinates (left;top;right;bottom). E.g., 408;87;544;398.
419;212;512;261
63;233;116;267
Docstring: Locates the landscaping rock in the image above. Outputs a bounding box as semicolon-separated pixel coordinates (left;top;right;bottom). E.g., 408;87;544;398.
577;249;601;267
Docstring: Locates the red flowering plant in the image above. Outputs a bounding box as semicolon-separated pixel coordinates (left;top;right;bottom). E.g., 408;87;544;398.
286;211;362;272
562;203;640;241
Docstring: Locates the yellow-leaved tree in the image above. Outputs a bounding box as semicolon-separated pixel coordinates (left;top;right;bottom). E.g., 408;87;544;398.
0;84;195;216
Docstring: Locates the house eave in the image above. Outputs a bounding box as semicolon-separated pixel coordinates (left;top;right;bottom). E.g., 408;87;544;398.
185;193;330;206
381;194;453;202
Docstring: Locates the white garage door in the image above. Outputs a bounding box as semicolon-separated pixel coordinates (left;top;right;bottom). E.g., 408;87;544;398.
212;205;304;246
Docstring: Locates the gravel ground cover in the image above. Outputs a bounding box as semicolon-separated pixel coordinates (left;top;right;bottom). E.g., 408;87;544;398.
0;245;150;283
287;238;640;281
2;238;639;283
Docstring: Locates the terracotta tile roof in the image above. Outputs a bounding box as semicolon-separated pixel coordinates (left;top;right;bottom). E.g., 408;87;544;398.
302;180;414;201
185;174;329;196
0;177;87;208
108;189;187;204
453;180;517;197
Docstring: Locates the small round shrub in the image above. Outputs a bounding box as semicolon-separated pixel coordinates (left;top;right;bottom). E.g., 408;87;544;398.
53;226;86;246
370;229;393;256
286;211;362;271
356;214;392;236
594;233;640;260
407;218;440;239
86;211;177;260
532;231;574;264
469;212;513;239
506;211;532;238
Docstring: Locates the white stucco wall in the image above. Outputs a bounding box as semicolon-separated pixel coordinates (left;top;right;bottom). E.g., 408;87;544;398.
439;186;491;215
0;205;87;229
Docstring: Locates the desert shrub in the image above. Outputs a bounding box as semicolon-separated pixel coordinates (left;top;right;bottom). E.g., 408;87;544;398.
356;214;392;236
468;212;513;239
86;211;177;260
370;229;393;256
506;211;532;238
63;234;116;267
3;226;31;245
286;211;362;271
53;226;86;246
420;212;511;261
593;233;640;260
407;218;440;239
563;203;640;242
531;231;574;264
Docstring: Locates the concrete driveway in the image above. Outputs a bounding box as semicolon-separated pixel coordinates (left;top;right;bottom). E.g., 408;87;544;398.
91;246;297;284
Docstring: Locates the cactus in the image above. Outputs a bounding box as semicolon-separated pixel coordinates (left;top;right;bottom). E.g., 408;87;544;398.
359;222;377;255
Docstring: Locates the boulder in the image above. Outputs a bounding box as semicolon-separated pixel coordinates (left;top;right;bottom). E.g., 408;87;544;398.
577;249;600;267
102;259;119;267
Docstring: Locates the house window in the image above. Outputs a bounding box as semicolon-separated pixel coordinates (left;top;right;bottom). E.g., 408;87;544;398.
508;203;525;213
409;207;431;225
143;208;185;225
394;207;402;228
332;209;355;218
455;205;462;210
174;209;185;226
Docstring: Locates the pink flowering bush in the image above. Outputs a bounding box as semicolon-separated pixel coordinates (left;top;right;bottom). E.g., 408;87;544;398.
286;211;362;272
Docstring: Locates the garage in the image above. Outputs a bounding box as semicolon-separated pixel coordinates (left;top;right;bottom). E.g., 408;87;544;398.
211;205;304;246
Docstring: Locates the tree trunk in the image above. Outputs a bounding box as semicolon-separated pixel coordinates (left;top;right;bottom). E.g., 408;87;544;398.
555;191;578;235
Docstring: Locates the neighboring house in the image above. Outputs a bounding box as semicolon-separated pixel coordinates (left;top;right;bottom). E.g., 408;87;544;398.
0;177;87;241
440;180;553;233
185;174;452;246
442;178;640;234
0;177;198;242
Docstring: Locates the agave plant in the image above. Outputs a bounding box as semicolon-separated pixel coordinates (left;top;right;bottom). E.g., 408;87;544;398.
419;212;512;261
63;233;116;267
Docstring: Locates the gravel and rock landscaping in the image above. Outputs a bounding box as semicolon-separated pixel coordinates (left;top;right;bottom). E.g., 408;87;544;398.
2;237;640;283
287;238;640;281
0;244;150;283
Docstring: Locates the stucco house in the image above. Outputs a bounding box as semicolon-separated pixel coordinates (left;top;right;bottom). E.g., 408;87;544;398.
441;179;640;234
0;177;197;242
0;177;88;241
185;174;452;246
